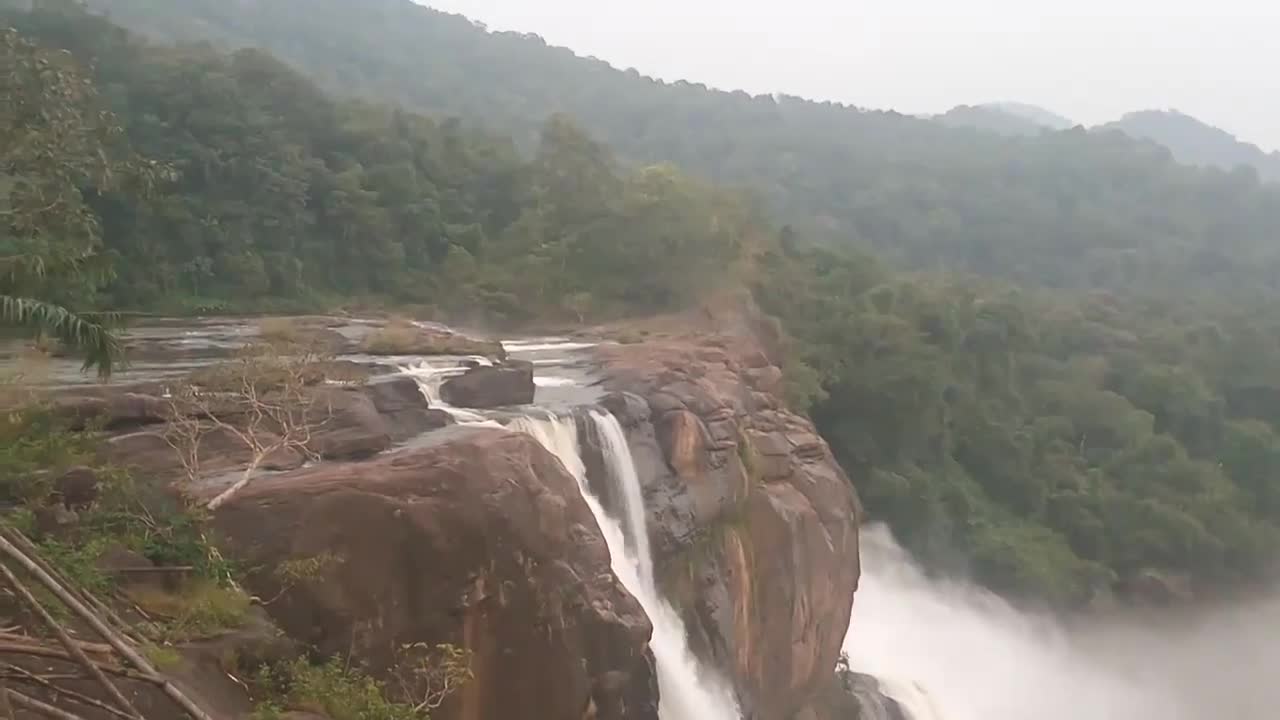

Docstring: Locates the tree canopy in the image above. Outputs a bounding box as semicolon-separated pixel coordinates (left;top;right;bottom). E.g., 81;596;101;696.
76;0;1280;300
0;22;153;374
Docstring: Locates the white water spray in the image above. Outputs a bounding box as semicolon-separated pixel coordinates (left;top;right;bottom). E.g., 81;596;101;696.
509;411;740;720
846;524;1280;720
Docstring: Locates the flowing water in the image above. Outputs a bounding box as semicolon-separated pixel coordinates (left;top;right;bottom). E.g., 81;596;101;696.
397;358;501;427
845;524;1280;720
509;411;741;720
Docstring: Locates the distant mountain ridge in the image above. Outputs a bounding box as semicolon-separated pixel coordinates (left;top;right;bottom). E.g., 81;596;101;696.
936;103;1277;182
1099;110;1280;182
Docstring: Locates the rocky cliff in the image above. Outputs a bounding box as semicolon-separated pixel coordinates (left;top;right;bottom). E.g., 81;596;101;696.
594;326;862;719
214;429;660;720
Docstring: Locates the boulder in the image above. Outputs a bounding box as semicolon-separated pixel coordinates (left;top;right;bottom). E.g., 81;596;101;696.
52;392;168;431
307;388;392;460
440;361;535;409
362;377;451;439
213;430;658;720
55;466;100;508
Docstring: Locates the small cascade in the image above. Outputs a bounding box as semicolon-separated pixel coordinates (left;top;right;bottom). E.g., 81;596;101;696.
398;359;501;427
510;410;741;720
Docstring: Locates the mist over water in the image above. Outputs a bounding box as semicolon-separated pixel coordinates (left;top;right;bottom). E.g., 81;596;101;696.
846;525;1280;720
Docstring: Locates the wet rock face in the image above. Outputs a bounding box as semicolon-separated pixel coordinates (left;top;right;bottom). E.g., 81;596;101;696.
213;430;659;720
440;360;535;408
598;339;861;720
797;672;911;720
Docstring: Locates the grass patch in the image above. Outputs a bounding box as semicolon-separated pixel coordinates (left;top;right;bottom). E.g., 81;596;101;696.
361;318;422;355
258;317;306;345
127;580;252;641
143;643;183;671
251;644;472;720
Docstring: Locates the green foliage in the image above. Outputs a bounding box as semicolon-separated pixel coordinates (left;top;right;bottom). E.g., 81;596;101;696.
0;22;155;375
0;6;757;323
1;401;238;599
252;658;422;720
0;406;96;504
758;247;1280;603
128;580;251;641
143;642;182;670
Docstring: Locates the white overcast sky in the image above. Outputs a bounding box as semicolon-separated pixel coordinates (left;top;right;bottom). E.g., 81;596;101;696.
420;0;1280;152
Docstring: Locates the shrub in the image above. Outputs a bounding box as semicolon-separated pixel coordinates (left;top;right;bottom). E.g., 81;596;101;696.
127;580;252;641
253;658;420;720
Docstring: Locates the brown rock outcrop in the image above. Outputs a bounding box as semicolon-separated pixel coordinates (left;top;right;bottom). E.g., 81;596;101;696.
597;332;860;720
213;429;659;720
440;360;535;408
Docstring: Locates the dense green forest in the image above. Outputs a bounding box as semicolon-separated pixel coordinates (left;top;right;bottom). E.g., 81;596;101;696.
759;247;1280;603
6;1;1280;607
3;1;752;320
77;0;1280;299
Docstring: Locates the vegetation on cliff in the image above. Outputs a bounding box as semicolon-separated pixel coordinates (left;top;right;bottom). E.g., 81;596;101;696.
5;0;1280;609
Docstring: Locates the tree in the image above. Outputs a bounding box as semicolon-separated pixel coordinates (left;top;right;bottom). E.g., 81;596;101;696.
0;25;153;375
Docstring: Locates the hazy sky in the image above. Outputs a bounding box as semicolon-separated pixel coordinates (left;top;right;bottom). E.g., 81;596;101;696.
421;0;1280;152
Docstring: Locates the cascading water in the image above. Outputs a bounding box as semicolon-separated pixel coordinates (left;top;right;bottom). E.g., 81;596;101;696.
509;411;741;720
398;359;501;427
845;524;1280;720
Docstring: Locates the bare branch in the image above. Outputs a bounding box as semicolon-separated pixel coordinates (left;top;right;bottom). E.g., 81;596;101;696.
162;342;334;510
0;561;142;719
0;663;135;720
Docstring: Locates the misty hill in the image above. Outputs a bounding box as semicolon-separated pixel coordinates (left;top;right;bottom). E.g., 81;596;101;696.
1100;110;1280;182
986;102;1075;130
72;0;1280;300
935;104;1056;136
937;102;1075;136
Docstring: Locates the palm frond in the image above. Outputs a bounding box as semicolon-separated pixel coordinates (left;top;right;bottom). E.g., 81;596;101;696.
1;295;123;378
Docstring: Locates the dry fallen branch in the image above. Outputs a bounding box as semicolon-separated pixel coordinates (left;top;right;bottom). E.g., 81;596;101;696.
6;688;91;720
0;643;153;683
0;528;136;643
0;662;135;720
164;342;333;510
0;533;215;720
0;560;142;719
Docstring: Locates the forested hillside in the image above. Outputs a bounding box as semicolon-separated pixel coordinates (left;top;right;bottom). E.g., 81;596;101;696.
7;1;1280;608
77;0;1280;299
759;247;1280;602
3;2;754;320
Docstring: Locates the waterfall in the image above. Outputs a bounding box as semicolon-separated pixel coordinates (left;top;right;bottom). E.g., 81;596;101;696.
509;411;741;720
845;524;1280;720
